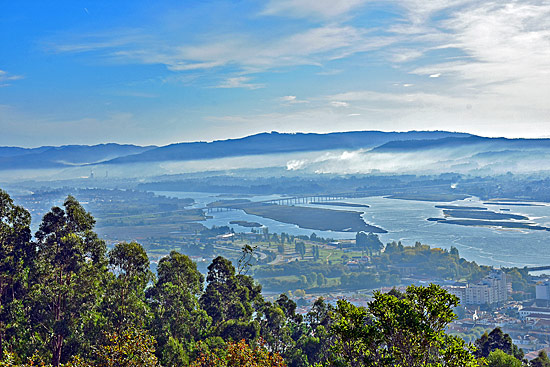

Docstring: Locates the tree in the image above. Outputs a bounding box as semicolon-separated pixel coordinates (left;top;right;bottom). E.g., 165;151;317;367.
294;243;306;260
0;190;33;360
531;350;550;367
102;241;153;331
147;251;209;366
297;297;334;366
237;245;257;275
312;245;320;261
486;349;522;367
317;273;326;287
331;284;478;366
475;327;523;360
92;327;159;367
200;257;262;341
191;339;286;367
32;196;107;366
355;232;383;254
259;301;293;356
450;246;460;258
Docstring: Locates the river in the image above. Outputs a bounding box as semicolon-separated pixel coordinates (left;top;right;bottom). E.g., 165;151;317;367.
155;191;550;269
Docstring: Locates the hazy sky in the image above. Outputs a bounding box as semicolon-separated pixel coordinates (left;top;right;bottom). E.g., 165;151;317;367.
1;0;549;147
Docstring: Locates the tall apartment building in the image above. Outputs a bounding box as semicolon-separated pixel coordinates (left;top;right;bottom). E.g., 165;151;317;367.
463;271;508;305
536;281;550;301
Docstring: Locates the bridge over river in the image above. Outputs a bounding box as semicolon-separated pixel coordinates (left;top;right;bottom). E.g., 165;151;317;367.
525;265;550;272
204;191;372;212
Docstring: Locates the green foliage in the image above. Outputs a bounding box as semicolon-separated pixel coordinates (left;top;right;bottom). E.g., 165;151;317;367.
102;241;153;330
486;349;522;367
32;196;108;366
355;232;383;254
294;242;306;260
147;251;209;366
311;245;320;261
0;190;33;360
330;284;478;367
92;327;159;367
503;268;535;298
531;350;550;367
474;327;523;361
200;256;263;341
190;339;286;367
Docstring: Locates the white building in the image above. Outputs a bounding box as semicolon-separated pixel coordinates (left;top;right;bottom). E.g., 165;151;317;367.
444;285;466;302
536;281;550;301
463;271;508;305
519;306;550;319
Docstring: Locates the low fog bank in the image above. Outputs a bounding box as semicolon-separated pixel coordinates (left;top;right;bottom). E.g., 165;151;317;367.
2;146;550;189
285;147;550;175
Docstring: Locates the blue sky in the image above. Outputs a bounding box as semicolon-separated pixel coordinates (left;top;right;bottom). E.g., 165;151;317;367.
1;0;549;147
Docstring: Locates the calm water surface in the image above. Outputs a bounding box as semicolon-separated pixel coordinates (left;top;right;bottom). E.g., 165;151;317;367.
156;191;550;268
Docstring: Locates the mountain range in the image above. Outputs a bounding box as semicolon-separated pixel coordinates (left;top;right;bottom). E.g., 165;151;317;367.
0;131;468;170
2;131;550;176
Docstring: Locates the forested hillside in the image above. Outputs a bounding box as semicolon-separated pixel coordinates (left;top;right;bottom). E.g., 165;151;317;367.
0;190;543;367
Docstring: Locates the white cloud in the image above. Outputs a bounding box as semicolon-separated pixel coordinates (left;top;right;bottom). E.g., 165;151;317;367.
429;73;441;78
0;70;23;87
50;22;394;78
261;0;366;19
280;95;309;104
390;49;424;63
406;1;550;117
214;76;264;89
331;101;350;107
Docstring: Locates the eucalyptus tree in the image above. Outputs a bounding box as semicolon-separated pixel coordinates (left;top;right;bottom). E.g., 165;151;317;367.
0;190;33;360
200;256;262;341
147;251;209;366
32;196;107;366
102;241;153;332
474;327;523;361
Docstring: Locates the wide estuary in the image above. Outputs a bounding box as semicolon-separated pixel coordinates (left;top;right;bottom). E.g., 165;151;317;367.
157;191;550;269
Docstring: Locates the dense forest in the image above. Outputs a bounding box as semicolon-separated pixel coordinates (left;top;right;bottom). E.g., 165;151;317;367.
1;189;548;367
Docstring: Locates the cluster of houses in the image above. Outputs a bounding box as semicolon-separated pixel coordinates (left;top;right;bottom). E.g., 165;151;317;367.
443;273;550;360
296;271;550;361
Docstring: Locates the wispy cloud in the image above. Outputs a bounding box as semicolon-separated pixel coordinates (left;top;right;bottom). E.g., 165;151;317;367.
331;101;350;107
48;31;147;54
49;21;393;78
406;1;550;115
261;0;366;19
215;76;264;89
0;69;23;87
279;95;309;104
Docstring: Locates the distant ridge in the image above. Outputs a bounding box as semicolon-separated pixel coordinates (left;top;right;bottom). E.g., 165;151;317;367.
99;131;472;165
3;130;550;172
0;143;156;170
